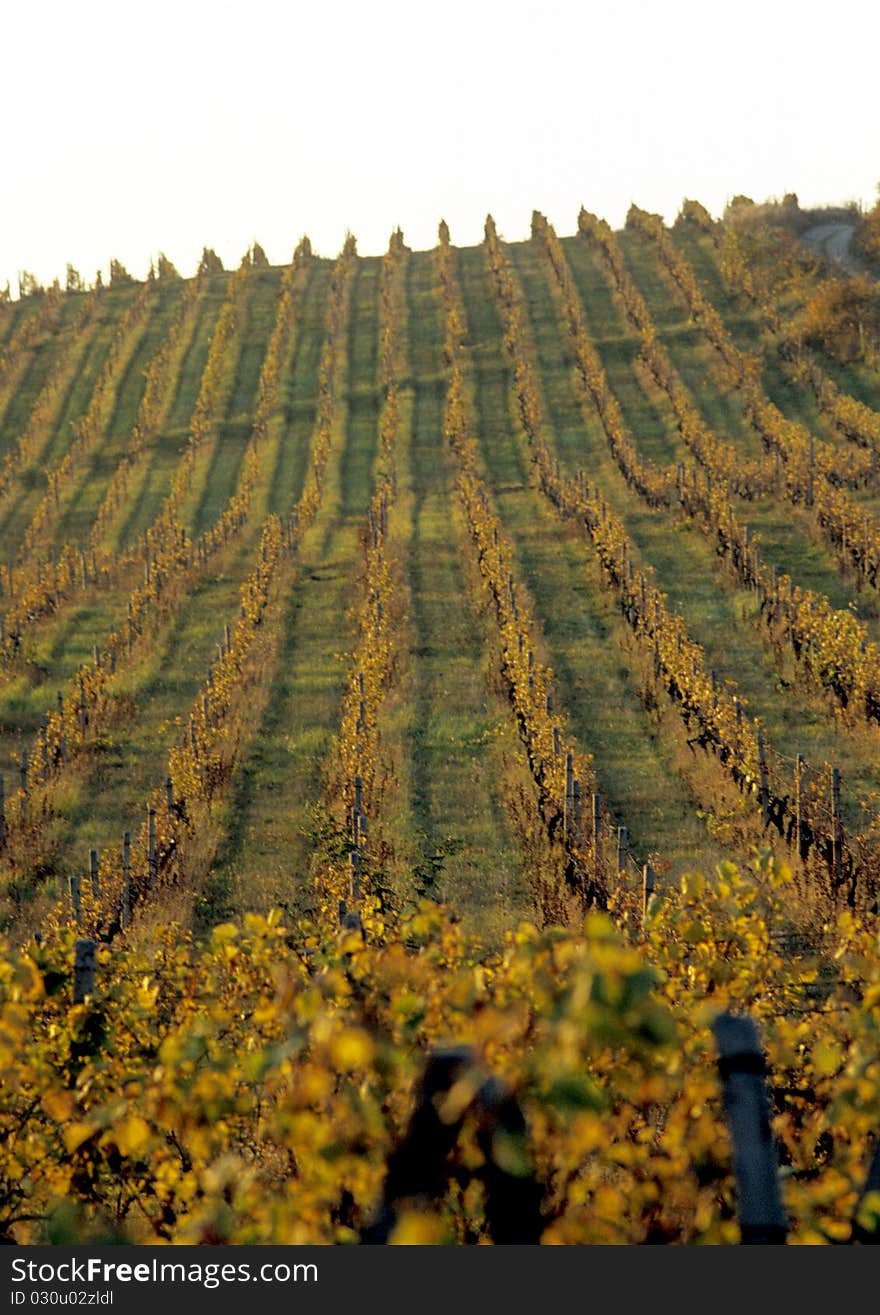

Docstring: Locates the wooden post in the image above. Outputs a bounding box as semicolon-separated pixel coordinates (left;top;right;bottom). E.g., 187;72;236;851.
591;792;601;874
757;730;769;827
851;1138;880;1244
148;806;157;890
19;751;27;821
89;848;99;899
642;863;654;921
807;434;814;508
166;776;174;813
831;767;843;888
0;774;5;848
349;850;361;900
571;779;582;847
69;874;81;924
57;713;65;763
711;1012;788;1244
794;754;804;859
73;938;96;1004
552;726;560;757
616;826;628;877
563;753;574;840
122;831;131;928
354;775;363;816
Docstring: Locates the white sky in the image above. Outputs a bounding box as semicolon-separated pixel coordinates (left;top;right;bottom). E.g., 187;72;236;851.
2;0;877;291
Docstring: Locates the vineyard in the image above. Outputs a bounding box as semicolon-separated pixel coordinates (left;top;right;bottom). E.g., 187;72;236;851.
1;199;880;1244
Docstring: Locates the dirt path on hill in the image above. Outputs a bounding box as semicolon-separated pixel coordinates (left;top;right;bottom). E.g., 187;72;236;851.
801;222;868;275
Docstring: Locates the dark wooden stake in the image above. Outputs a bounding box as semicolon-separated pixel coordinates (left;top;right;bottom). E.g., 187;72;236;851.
831;766;843;888
148;807;157;890
69;874;81;925
642;862;654;921
122;831;131;928
712;1012;788;1244
73;938;96;1004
